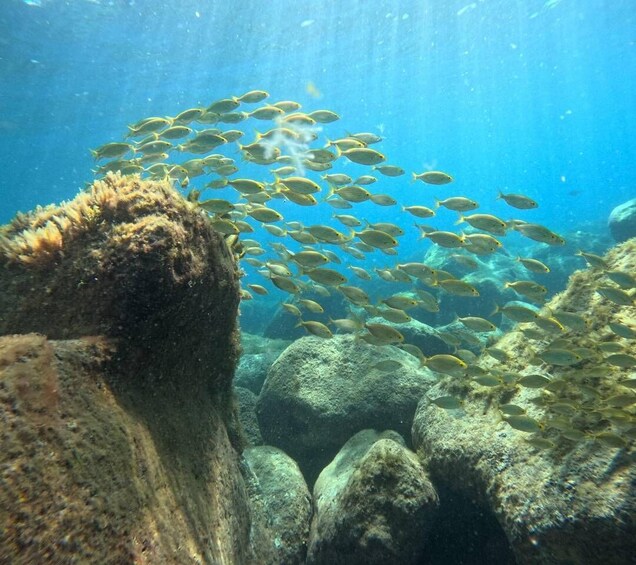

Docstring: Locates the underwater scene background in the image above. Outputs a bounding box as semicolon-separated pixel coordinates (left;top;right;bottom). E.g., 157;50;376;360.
1;1;636;564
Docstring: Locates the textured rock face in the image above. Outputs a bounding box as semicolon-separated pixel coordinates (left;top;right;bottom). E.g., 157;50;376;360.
234;386;263;446
236;333;290;394
307;430;439;565
243;446;312;565
257;335;435;484
0;175;252;563
412;239;636;564
0;174;240;393
608;197;636;242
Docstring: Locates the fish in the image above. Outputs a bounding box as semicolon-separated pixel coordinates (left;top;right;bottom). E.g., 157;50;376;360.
457;316;497;332
517;373;552;388
457;213;507;234
334;185;371;202
537;348;583;366
250;105;286;120
90;142;134;160
349;266;372;280
322;173;353;185
504;280;548;300
576;250;608;269
430;396;464;409
493;304;539;322
369;194;397;206
377;307;412;324
504;415;544;433
174;108;205;123
207;97;240;113
412;171;453;184
272;100;302;112
373;165;405;177
339;147;386;165
403;205;436;218
497;191;538;209
247;284;269;295
276;176;320;194
438;279;479;296
305;268;348;286
364;323;405;344
354;175;377;185
426;354;467;375
298;298;324;313
513;222;565;245
308;109;340;123
356;229;398;249
373;359;404;372
382;295;419;310
296;320;333;338
436;197;479;212
605;270;636;289
247;207;283;223
596;286;634;306
423;231;464;248
238;90;269;103
307;225;352;243
198;199;236;214
517;257;550;273
271;276;301;294
349;132;383;144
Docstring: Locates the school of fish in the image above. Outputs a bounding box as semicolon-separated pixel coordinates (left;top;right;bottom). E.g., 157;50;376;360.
91;90;635;451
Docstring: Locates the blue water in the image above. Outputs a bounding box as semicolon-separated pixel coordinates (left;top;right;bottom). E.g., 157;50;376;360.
1;0;635;275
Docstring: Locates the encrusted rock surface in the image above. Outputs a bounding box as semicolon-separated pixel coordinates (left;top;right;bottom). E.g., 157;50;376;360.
608;198;636;242
307;429;439;565
257;334;435;484
234;385;263;446
243;445;312;564
0;174;252;563
412;238;636;564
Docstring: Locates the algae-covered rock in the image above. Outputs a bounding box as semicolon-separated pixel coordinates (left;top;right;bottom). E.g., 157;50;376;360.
0;334;252;564
257;334;435;484
0;173;240;392
307;429;439;565
608;198;636;242
243;445;312;565
412;238;636;564
234;385;263;446
0;174;252;563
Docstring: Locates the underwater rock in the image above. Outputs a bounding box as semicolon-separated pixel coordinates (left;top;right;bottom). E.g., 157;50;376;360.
0;174;253;563
0;173;240;376
412;238;636;564
235;333;291;394
234;386;263;446
257;334;435;485
0;334;252;563
243;445;312;565
608;197;636;242
307;429;439;565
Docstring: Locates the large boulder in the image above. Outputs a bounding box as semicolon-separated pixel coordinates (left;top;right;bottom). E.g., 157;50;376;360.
243;446;312;565
0;174;255;563
412;238;636;564
608;197;636;242
257;335;435;484
307;429;439;565
235;333;291;394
